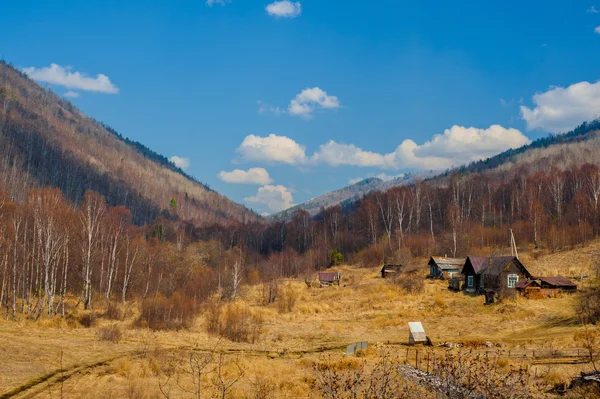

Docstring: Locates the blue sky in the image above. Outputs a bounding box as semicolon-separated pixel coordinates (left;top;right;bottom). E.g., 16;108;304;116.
3;0;600;214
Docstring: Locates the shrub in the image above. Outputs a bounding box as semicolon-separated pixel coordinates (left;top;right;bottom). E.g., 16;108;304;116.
219;302;263;343
329;249;343;267
277;284;298;313
104;301;124;320
98;324;122;343
396;273;425;294
78;311;98;328
205;300;223;334
138;293;197;330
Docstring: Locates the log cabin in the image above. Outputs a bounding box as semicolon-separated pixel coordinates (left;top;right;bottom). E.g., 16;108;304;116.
461;256;532;297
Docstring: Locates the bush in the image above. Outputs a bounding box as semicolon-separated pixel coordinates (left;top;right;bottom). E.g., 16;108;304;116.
138;293;197;330
78;311;98;328
329;249;343;267
205;300;223;334
277;284;298;313
98;324;123;343
104;301;124;320
216;302;263;343
396;273;425;295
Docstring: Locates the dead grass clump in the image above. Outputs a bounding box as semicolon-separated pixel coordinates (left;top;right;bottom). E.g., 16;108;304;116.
98;324;123;343
314;357;362;372
395;273;425;294
433;295;447;308
277;284;298;313
78;311;98;328
543;369;570;389
138;293;197;330
496;357;512;370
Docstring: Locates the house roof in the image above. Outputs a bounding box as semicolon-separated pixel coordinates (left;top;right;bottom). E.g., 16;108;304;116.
429;256;464;271
515;279;540;289
465;256;531;278
537;276;577;287
318;272;340;282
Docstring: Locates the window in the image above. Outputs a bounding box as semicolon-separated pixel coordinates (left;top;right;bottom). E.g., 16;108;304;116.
467;275;473;288
507;274;519;288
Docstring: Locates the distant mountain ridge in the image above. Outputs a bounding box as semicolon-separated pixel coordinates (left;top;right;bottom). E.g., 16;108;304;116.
0;60;258;225
274;172;435;218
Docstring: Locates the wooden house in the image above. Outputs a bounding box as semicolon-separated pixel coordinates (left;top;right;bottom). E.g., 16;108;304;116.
428;256;464;279
381;263;402;279
318;271;340;286
461;256;532;297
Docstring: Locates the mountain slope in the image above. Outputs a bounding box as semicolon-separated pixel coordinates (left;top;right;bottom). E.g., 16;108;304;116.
276;172;433;218
0;60;258;225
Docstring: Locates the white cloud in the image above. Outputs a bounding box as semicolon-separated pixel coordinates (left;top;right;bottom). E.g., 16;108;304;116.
170;156;190;170
588;5;598;13
288;87;340;117
63;90;80;98
22;64;118;94
595;26;600;34
266;1;302;18
313;125;530;170
245;185;295;213
520;80;600;133
257;101;285;116
206;0;230;6
237;134;308;165
218;167;272;185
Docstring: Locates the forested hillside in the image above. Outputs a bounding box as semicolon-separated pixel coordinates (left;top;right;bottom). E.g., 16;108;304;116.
0;60;258;225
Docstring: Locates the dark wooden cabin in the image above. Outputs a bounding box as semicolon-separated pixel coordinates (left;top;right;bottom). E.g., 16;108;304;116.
516;276;577;298
429;256;464;279
381;263;402;279
318;271;341;286
461;256;532;297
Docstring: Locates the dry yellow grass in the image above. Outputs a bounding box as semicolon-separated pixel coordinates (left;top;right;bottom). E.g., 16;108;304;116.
2;243;600;397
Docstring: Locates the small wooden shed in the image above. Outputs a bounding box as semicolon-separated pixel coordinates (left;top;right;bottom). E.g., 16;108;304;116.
428;256;464;279
408;322;428;345
318;271;341;286
381;263;402;279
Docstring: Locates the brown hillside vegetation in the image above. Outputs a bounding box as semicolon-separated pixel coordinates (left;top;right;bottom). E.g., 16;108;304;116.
0;61;257;225
1;241;599;398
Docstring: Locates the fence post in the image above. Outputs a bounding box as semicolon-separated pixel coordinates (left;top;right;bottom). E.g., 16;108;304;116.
416;350;419;370
427;352;430;373
406;348;409;364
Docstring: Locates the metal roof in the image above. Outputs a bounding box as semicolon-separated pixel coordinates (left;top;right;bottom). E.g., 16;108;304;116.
537;276;577;287
318;272;340;282
465;256;531;277
429;256;465;270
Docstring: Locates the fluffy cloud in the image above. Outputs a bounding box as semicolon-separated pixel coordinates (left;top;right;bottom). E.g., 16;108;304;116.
237;134;307;165
170;156;190;170
218;167;272;185
595;26;600;34
22;64;118;94
520;81;600;133
63;90;80;98
206;0;230;6
245;185;295;213
288;87;340;117
313;125;530;170
265;1;302;18
589;6;599;13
